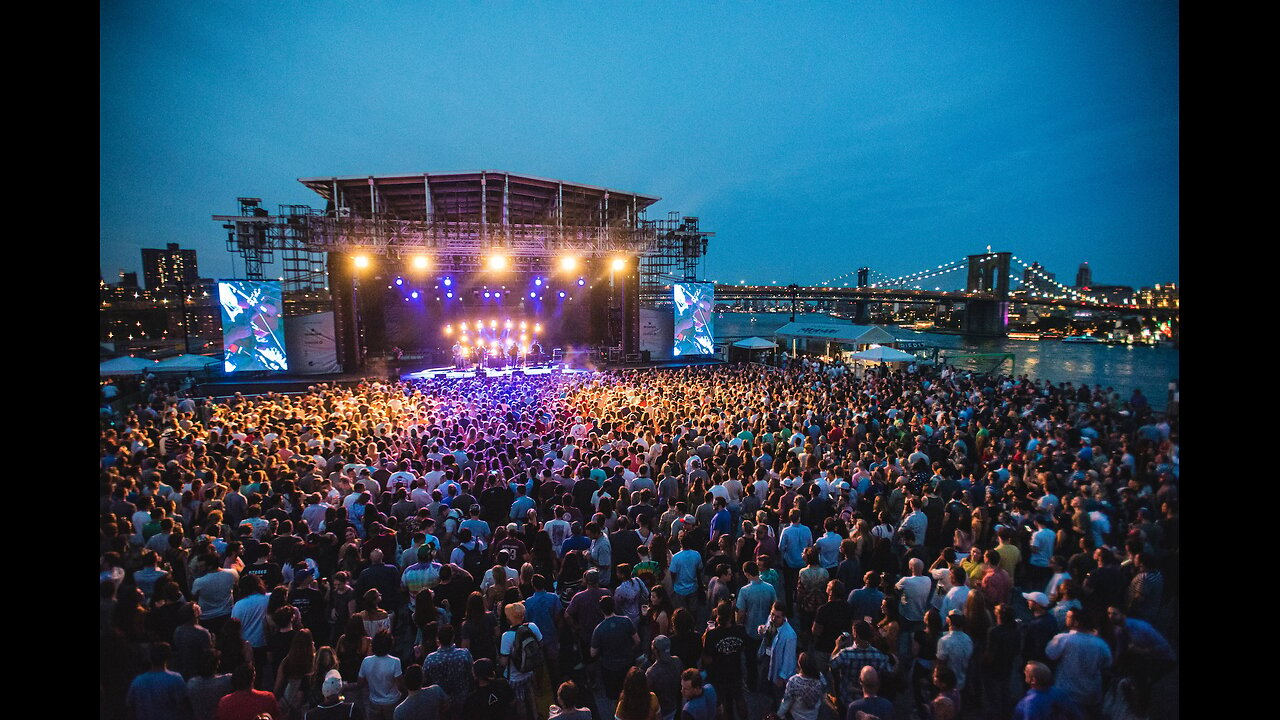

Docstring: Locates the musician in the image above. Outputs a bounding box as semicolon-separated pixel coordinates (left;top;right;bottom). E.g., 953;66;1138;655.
452;341;463;370
508;342;519;368
529;340;543;365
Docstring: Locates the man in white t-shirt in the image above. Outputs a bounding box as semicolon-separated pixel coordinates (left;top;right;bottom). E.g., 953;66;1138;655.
499;602;544;719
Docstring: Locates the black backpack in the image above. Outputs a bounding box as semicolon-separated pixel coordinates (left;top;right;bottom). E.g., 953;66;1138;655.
511;623;545;673
461;542;487;580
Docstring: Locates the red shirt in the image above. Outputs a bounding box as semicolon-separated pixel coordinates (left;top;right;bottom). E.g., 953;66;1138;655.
215;689;279;720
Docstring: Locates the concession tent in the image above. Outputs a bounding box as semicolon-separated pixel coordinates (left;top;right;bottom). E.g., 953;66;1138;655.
152;354;221;374
99;356;159;376
772;321;900;356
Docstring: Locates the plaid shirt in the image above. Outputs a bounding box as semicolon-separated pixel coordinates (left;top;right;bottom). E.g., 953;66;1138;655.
829;644;891;707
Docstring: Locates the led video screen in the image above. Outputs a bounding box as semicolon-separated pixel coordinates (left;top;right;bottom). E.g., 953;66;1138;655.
673;282;714;356
218;280;287;372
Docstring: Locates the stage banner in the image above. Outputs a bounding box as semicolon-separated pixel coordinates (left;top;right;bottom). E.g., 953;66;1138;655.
284;312;341;375
639;307;673;360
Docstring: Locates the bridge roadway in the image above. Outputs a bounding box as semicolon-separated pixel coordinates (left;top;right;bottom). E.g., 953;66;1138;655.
641;283;1142;312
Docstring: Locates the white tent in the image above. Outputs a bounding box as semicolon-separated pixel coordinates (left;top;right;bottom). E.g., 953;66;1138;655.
731;336;778;349
850;345;918;363
152;354;221;373
99;356;159;376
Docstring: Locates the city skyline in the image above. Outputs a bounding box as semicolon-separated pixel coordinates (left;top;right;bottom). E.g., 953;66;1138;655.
101;3;1178;289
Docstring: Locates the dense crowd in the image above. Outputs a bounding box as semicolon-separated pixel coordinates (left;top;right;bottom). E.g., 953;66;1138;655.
100;358;1178;720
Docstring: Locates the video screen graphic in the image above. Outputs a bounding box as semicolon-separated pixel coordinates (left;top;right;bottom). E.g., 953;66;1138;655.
219;280;288;372
673;282;714;356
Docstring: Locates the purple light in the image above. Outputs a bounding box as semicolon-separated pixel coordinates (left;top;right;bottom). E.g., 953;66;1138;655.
534;277;543;287
395;277;404;286
493;292;501;298
484;291;491;298
577;278;585;286
529;291;537;298
410;291;419;299
558;290;566;298
443;277;452;287
446;291;453;298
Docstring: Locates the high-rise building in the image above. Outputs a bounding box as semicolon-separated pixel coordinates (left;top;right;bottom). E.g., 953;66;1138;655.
141;243;199;290
1075;262;1092;289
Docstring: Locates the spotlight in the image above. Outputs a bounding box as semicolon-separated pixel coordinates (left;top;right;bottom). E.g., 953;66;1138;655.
446;291;453;298
505;319;512;329
352;255;370;269
611;257;627;272
443;277;452;287
444;325;452;334
488;254;508;271
412;255;429;270
577;278;586;286
558;291;566;298
534;323;541;332
560;256;579;272
534;277;543;287
520;321;527;330
494;292;501;299
490;320;497;328
395;277;404;286
529;291;537;299
484;291;491;298
410;291;419;299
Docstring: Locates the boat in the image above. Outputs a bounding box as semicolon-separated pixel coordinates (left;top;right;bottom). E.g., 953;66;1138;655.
1061;335;1105;344
1006;332;1041;341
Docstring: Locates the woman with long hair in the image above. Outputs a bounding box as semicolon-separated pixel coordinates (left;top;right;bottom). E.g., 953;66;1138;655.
216;616;255;676
304;645;338;709
334;615;370;683
668;608;701;670
614;666;659;720
531;530;558;581
459;590;498;661
354;589;392;638
877;595;902;657
646;585;674;646
273;627;315;720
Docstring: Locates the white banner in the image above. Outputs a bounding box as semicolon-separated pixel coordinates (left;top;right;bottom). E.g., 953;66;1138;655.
639;307;674;360
284;312;341;375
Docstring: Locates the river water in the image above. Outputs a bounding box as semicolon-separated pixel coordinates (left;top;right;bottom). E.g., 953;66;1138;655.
714;312;1180;409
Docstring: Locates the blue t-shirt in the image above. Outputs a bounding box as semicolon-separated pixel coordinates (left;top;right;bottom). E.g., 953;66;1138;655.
847;695;895;720
524;590;563;647
682;684;718;720
126;670;190;720
710;509;733;538
1012;686;1082;720
669;549;703;596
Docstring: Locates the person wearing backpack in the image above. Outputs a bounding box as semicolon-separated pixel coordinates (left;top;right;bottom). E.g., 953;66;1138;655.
449;528;488;582
499;601;545;720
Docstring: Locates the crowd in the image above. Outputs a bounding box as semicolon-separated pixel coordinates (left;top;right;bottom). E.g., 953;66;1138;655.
100;357;1178;720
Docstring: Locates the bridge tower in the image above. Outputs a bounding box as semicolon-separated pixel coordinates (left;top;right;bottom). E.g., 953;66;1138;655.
963;252;1011;336
854;267;872;323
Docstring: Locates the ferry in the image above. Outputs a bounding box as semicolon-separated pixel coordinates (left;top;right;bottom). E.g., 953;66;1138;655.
1061;335;1105;344
1006;332;1041;341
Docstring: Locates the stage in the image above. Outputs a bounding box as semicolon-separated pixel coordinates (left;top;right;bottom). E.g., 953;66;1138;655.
402;364;593;380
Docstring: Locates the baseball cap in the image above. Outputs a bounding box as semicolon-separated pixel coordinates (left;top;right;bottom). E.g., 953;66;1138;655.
1022;591;1050;608
322;669;343;697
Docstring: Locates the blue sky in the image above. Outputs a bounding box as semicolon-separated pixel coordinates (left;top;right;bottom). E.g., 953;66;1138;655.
101;2;1178;289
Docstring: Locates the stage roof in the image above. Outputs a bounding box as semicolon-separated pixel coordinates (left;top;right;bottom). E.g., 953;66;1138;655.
298;171;661;226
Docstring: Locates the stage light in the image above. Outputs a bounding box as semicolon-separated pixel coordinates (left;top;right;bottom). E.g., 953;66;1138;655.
505;319;513;329
443;277;452;287
560;256;579;272
410;291;419;299
520;321;527;330
558;291;566;298
611;257;627;272
577;278;586;286
446;291;453;298
489;254;508;271
534;323;541;332
534;277;543;287
353;255;370;269
412;255;429;270
493;292;501;299
484;291;491;298
395;277;404;286
529;291;537;299
444;326;452;335
490;320;497;328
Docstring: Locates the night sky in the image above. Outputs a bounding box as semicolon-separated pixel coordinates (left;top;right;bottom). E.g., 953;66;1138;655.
101;2;1178;290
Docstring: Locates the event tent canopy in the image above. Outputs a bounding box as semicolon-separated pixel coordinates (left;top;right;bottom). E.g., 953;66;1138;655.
731;336;778;349
850;345;918;362
99;356;159;376
152;354;221;373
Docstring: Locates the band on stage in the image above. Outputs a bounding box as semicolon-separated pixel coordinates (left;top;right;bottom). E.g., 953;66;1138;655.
452;340;543;370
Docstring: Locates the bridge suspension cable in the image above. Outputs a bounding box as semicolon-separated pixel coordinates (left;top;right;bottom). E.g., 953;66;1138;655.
1010;255;1102;304
869;258;968;289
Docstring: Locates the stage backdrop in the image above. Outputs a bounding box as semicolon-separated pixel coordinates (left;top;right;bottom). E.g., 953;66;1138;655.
673;282;715;356
218;280;287;372
284;312;341;375
639;307;674;360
